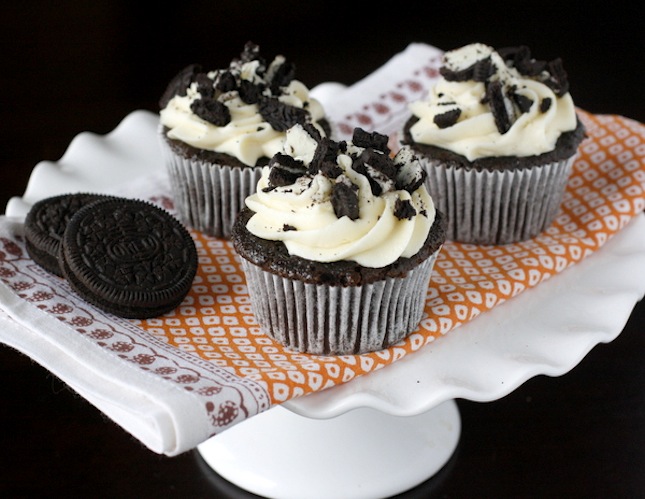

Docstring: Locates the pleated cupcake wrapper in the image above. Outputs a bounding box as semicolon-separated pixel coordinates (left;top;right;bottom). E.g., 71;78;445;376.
240;249;441;355
421;155;577;245
159;135;263;239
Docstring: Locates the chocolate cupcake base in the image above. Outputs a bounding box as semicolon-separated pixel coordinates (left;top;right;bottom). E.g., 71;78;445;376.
159;133;263;239
420;155;577;245
239;249;441;355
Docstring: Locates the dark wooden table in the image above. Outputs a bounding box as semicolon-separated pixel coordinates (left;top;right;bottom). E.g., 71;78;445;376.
1;2;643;498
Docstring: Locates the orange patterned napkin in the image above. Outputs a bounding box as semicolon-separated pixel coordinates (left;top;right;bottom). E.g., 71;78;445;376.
134;111;645;407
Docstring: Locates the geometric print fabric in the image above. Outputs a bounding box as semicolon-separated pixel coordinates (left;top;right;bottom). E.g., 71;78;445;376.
134;110;645;405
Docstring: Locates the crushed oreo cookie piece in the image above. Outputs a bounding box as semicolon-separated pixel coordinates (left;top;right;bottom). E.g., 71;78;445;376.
307;138;327;173
161;42;319;133
264;124;430;224
394;198;417;220
544;58;569;97
357;149;398;179
301;122;323;143
266;153;307;188
433;108;461;129
268;59;296;94
472;56;495;82
331;179;360;220
394;148;427;193
440;64;474;82
498;45;569;97
436;44;572;134
310;136;345;172
540;97;552;113
238;79;264;104
215;70;237;93
351;128;390;154
319;160;344;179
511;90;533;114
352;149;398;196
309;135;344;176
259;97;309;131
239;41;263;64
190;98;231;126
485;80;512;134
499;45;546;76
300;124;326;173
441;54;496;84
362;164;395;196
195;73;216;99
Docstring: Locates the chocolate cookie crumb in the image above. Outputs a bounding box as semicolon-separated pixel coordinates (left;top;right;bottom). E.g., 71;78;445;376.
352;149;398;196
267;153;307;188
195;73;216;99
540;97;552;113
395;151;427;193
545;58;569;97
352;128;390;154
511;91;533;114
319;160;343;179
394;198;417;220
331;180;359;220
485;80;512;134
433;108;461;129
215;71;237;93
239;41;262;64
238;79;264;104
259;97;309;131
500;46;546;76
472;56;495;82
190;98;231;126
440;65;474;82
268;60;296;94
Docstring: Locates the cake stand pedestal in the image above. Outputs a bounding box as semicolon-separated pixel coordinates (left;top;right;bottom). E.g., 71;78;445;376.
197;400;460;499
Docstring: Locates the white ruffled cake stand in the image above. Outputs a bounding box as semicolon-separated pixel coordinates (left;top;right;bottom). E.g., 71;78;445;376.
7;110;645;499
196;208;645;498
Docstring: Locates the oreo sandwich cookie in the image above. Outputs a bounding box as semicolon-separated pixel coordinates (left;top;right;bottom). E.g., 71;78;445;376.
59;197;198;319
24;193;113;276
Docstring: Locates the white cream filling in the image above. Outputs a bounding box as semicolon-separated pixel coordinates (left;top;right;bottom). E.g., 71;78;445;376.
408;43;578;161
245;126;436;267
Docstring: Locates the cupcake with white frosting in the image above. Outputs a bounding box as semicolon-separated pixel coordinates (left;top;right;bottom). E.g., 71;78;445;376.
232;124;446;355
159;41;330;238
401;43;586;244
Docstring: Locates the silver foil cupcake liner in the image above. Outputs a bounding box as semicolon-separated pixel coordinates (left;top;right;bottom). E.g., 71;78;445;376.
239;249;441;355
420;155;577;245
159;135;263;239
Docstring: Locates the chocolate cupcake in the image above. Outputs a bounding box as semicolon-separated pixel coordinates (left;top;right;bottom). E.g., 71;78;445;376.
159;41;331;238
232;124;446;355
401;43;586;244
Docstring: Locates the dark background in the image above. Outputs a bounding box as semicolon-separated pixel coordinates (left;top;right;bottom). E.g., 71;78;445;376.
1;1;643;498
1;0;643;205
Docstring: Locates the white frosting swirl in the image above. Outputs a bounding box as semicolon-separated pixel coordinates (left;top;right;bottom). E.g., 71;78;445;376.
408;43;578;161
245;125;436;268
160;59;326;167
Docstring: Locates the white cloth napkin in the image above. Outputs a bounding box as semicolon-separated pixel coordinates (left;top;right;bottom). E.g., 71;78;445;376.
0;43;445;456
